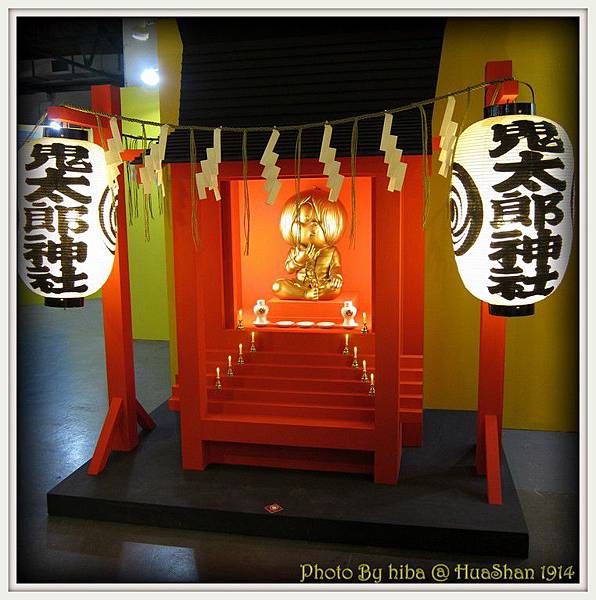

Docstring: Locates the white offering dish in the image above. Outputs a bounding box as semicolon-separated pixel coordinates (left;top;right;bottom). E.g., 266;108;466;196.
296;321;315;328
276;320;295;328
253;321;270;327
342;323;358;329
316;321;336;328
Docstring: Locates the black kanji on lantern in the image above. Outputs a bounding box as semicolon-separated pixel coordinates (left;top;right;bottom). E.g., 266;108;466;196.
24;168;92;205
24;143;92;205
23;206;55;234
485;119;569;302
21;142;93;295
490;192;532;229
492;151;566;193
489;119;564;158
488;230;524;275
532;191;565;231
25;143;92;172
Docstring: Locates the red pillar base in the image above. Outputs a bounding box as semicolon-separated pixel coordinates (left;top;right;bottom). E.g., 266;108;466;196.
484;414;503;505
88;397;156;475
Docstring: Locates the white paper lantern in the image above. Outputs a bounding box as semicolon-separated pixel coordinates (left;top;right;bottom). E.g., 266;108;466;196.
18;129;117;306
449;104;574;316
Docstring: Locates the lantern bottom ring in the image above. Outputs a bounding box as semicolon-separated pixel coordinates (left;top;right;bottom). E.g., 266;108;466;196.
44;297;85;309
489;304;535;318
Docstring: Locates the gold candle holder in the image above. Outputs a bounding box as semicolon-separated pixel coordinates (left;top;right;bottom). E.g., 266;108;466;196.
215;367;223;390
342;333;350;355
237;343;245;365
361;311;369;334
250;331;256;352
361;358;369;383
368;372;375;396
226;355;234;376
236;309;244;330
351;346;359;368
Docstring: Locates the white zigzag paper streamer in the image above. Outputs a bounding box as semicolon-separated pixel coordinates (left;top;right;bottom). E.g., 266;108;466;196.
438;95;458;178
143;124;170;193
195;128;222;201
139;164;151;196
259;129;281;205
104;117;123;167
380;113;407;192
318;124;344;202
104;117;124;195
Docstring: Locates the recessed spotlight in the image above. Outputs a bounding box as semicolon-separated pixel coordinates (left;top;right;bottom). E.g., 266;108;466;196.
132;20;149;41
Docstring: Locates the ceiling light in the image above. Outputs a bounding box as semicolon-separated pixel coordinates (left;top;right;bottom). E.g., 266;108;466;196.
140;68;160;87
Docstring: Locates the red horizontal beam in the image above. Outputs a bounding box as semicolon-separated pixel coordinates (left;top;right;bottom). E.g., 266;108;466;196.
47;106;105;129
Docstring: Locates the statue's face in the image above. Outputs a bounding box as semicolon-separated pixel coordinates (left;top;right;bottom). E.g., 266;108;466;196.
297;202;327;249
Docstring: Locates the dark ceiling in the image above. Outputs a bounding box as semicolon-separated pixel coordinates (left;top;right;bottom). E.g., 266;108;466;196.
167;17;447;162
17;17;123;60
17;17;124;93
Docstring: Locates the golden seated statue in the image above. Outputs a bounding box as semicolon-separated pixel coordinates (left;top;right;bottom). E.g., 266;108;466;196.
272;188;346;301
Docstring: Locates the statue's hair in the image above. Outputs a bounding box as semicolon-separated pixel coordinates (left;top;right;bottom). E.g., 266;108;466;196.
279;189;346;246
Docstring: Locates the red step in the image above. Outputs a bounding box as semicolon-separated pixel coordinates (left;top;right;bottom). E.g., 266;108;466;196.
208;399;374;423
207;350;375;368
207;386;373;407
211;373;368;394
209;361;369;381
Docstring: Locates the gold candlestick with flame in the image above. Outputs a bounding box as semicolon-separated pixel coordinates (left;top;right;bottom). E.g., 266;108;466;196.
342;333;350;355
236;309;244;330
352;346;359;368
369;372;376;396
361;358;369;383
226;355;234;376
361;311;369;334
215;367;223;390
250;331;256;352
237;343;245;365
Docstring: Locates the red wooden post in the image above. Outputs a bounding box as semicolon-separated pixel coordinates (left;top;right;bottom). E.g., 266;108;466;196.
373;177;402;484
170;163;207;470
476;61;518;503
86;85;155;474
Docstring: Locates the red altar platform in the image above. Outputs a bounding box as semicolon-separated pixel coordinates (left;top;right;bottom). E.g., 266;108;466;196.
264;294;360;324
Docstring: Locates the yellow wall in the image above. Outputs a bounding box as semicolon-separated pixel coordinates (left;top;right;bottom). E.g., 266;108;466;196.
120;86;170;340
156;18;183;379
426;17;579;431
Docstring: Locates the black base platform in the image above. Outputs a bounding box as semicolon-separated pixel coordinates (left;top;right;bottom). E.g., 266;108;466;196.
47;405;529;557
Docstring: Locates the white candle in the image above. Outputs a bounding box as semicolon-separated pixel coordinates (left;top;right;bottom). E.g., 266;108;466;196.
362;359;367;371
370;372;374;385
354;346;358;358
239;343;243;354
363;311;367;323
216;367;220;378
238;309;243;321
251;331;255;343
345;333;349;344
228;355;232;367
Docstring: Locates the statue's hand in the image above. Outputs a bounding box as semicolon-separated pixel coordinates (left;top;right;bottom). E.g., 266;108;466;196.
329;275;343;290
305;286;319;300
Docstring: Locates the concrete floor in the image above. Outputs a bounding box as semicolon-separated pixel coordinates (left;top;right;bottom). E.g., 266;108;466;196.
16;299;579;584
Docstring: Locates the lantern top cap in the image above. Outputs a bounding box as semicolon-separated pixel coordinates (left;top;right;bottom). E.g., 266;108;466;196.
42;126;88;141
483;102;536;119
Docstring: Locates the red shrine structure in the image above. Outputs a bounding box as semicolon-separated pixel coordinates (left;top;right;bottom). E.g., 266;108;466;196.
166;156;425;484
